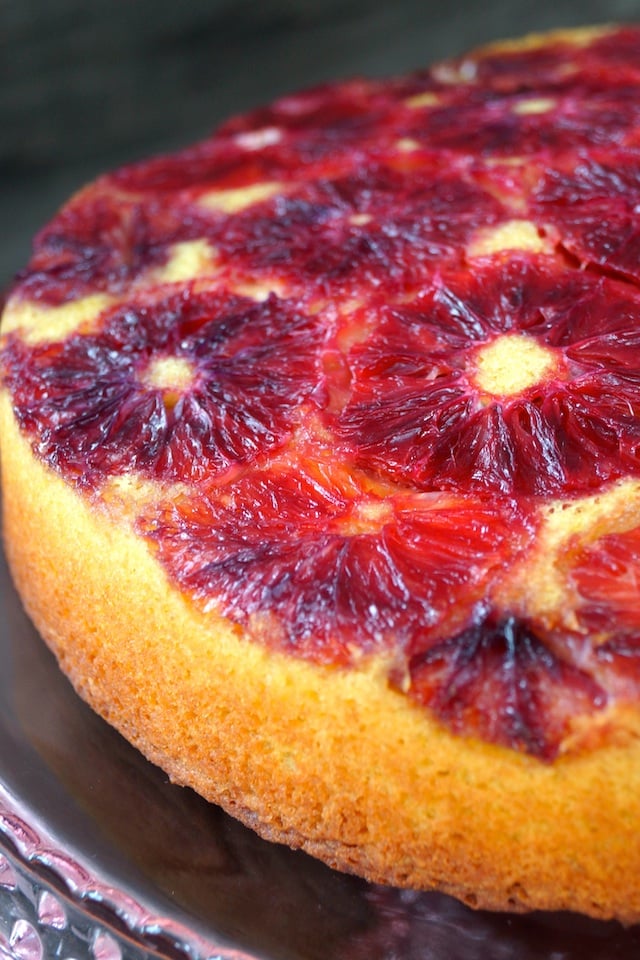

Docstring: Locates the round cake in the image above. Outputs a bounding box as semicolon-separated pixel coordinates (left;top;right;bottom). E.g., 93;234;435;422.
3;24;640;923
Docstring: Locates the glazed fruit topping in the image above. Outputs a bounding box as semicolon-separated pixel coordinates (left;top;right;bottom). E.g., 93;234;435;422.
2;289;326;484
572;525;640;637
338;259;640;496
144;463;533;667
16;193;219;306
208;165;505;296
407;612;606;759
533;150;640;283
6;25;640;757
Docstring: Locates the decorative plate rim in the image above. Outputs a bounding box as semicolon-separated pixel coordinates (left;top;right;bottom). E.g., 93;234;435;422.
0;780;257;960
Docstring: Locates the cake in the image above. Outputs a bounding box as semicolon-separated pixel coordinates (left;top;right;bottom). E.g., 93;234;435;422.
2;24;640;923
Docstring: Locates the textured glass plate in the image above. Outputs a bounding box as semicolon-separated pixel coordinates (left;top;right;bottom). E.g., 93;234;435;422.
1;541;639;960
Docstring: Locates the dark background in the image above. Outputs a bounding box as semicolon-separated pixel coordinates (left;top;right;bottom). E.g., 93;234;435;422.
2;0;640;284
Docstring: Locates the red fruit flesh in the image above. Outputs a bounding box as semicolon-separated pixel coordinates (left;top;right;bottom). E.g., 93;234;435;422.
18;193;219;307
532;151;640;283
337;260;640;496
407;613;606;759
2;290;326;484
6;26;640;758
573;527;640;635
143;466;533;665
209;166;505;296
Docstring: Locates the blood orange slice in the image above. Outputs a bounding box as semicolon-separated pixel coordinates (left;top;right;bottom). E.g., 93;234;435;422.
143;461;532;667
2;288;325;484
532;150;640;283
338;257;640;496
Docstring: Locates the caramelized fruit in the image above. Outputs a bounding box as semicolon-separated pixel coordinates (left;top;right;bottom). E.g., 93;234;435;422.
2;290;325;484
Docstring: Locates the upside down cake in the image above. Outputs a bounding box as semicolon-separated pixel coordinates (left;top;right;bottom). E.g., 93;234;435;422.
3;24;640;923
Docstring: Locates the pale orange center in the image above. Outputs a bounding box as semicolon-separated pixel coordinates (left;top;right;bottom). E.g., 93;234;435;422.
143;356;196;408
472;333;557;397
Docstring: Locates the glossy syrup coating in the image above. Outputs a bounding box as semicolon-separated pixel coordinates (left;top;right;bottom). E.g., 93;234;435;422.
5;24;640;768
